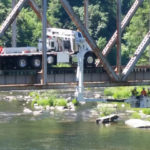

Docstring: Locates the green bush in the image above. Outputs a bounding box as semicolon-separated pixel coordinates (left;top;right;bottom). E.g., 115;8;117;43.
104;86;150;99
30;91;68;107
130;112;141;119
100;107;116;117
53;98;67;107
143;108;150;115
104;88;114;97
72;99;79;106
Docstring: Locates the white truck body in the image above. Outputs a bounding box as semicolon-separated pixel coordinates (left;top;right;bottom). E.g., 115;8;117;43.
0;28;96;69
2;47;37;54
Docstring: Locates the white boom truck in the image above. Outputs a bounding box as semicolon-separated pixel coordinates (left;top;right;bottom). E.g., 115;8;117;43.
0;28;96;70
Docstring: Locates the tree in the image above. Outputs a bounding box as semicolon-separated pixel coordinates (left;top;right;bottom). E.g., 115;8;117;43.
122;0;150;65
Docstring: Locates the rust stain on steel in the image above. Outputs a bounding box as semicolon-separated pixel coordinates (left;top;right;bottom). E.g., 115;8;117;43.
60;0;119;81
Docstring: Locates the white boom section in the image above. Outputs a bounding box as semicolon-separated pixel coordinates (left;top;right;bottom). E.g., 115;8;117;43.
102;0;144;56
0;0;28;38
122;31;150;81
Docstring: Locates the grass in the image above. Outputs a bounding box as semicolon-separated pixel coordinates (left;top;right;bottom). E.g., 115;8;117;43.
30;91;67;107
100;107;116;117
52;63;71;68
130;112;141;119
72;99;79;106
104;86;150;99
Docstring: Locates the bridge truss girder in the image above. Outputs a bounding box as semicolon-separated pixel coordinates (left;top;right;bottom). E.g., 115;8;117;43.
60;0;119;81
98;0;144;61
0;0;50;38
122;31;150;81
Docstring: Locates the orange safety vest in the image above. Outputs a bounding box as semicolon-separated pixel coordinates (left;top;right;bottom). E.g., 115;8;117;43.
141;90;147;96
0;47;3;54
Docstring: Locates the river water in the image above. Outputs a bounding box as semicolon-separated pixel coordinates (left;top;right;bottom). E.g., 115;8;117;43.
0;91;150;150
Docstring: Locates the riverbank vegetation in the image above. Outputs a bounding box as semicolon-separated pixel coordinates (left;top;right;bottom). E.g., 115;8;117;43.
30;91;67;107
104;86;150;99
97;101;150;120
29;91;79;108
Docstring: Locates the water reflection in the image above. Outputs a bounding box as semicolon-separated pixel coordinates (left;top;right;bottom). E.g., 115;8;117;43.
0;95;150;150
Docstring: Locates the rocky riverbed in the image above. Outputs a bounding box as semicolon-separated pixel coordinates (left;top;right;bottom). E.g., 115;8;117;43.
1;89;150;128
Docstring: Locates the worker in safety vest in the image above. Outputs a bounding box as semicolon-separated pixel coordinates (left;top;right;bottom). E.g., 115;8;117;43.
141;88;147;96
131;87;138;96
147;88;150;97
0;46;3;54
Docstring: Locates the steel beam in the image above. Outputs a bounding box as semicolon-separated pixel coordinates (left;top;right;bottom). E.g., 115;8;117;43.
28;0;51;27
12;0;17;47
84;0;89;30
60;0;119;81
101;0;144;57
122;31;150;81
116;0;122;75
0;0;28;38
41;0;47;85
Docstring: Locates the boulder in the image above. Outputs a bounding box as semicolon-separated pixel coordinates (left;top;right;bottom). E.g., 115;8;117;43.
125;119;150;128
23;108;32;114
33;110;43;116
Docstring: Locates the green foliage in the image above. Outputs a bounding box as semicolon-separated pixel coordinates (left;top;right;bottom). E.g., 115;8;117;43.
104;87;132;99
73;4;108;40
114;102;131;111
30;91;67;107
53;98;67;107
100;107;116;117
130;112;141;119
104;88;114;97
122;0;150;65
143;109;150;115
52;63;71;68
104;86;150;99
72;99;79;106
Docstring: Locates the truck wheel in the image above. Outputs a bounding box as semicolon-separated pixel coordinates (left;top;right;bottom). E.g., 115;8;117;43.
31;57;41;69
47;55;56;65
17;57;27;69
84;52;96;67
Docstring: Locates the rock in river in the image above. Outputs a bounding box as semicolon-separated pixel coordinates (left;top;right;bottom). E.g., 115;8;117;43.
125;119;150;128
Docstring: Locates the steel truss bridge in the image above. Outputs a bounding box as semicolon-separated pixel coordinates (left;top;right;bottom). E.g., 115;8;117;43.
0;0;150;90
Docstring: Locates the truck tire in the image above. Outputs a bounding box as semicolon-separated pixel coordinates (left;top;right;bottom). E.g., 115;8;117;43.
84;52;96;67
31;57;41;69
47;55;56;65
17;57;27;69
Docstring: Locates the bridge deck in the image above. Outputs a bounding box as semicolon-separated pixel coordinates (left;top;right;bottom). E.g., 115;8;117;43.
0;67;149;90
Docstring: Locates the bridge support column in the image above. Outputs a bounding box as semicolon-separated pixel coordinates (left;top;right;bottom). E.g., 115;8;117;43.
41;0;47;85
75;50;85;101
